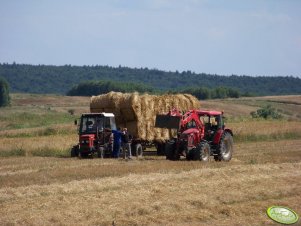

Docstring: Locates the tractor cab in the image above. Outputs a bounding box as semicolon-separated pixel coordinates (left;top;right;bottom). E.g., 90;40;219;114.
197;110;224;142
79;113;116;135
71;113;116;158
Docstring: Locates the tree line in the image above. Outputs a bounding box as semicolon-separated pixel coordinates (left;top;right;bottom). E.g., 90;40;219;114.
180;86;245;99
0;63;301;96
67;80;154;96
67;80;248;99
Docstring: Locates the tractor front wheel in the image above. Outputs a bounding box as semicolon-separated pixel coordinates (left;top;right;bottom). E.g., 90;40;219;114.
165;141;179;160
215;132;233;161
71;145;79;157
194;142;210;161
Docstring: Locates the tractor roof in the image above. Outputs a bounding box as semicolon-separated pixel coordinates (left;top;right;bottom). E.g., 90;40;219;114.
82;113;115;117
196;110;223;116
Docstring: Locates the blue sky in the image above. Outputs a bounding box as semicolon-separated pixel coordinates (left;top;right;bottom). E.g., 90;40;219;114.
0;0;300;76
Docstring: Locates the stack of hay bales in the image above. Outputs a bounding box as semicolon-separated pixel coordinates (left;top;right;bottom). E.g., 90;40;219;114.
90;92;200;142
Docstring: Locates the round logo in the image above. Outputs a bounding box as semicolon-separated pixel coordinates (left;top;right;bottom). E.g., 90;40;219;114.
267;206;299;225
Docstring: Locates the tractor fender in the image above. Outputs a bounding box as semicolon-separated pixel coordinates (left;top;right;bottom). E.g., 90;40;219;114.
213;129;223;144
225;129;233;137
213;129;233;144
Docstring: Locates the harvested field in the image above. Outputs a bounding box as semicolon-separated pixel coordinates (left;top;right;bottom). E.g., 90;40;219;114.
0;139;301;225
0;94;301;225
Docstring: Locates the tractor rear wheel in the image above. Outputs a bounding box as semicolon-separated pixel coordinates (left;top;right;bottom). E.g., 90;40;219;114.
194;142;210;161
215;132;233;161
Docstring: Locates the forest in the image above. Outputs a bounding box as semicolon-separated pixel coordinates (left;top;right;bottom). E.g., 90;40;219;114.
0;63;300;96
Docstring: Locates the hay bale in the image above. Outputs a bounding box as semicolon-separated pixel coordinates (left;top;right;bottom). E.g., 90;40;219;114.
90;92;200;141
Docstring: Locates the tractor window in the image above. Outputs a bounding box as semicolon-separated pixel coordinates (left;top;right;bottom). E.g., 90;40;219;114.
80;117;104;133
200;116;209;124
210;116;222;129
109;117;117;130
210;117;217;125
216;115;223;128
186;119;197;129
103;117;116;130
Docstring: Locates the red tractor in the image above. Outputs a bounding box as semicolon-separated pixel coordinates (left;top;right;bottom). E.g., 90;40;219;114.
156;109;233;161
71;113;116;158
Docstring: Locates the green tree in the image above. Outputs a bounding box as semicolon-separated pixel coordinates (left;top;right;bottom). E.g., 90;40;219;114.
213;87;228;99
182;87;211;99
0;76;10;107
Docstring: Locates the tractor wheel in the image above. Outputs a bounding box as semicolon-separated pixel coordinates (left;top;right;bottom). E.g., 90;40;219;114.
215;132;233;161
97;147;104;158
80;152;89;158
71;145;79;157
194;142;210;161
186;150;193;161
165;141;179;161
133;144;143;157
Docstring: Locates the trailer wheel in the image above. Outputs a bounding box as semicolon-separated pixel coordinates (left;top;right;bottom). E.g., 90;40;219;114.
97;147;104;158
215;132;233;161
156;142;166;156
71;145;79;157
194;142;210;161
133;144;143;157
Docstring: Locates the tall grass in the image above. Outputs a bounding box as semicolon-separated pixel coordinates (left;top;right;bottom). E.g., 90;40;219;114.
234;131;301;142
0;125;75;138
228;120;301;143
0;134;76;157
0;111;75;130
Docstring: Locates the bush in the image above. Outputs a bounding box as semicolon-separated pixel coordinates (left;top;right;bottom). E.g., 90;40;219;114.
250;105;282;119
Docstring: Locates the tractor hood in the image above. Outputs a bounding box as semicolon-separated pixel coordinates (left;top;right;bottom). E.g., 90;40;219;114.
80;134;95;139
182;128;200;135
179;128;199;141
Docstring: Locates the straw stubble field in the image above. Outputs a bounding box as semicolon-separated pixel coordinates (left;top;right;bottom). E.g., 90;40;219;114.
0;94;301;226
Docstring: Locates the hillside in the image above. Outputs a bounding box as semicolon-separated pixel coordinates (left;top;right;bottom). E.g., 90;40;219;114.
1;63;301;95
